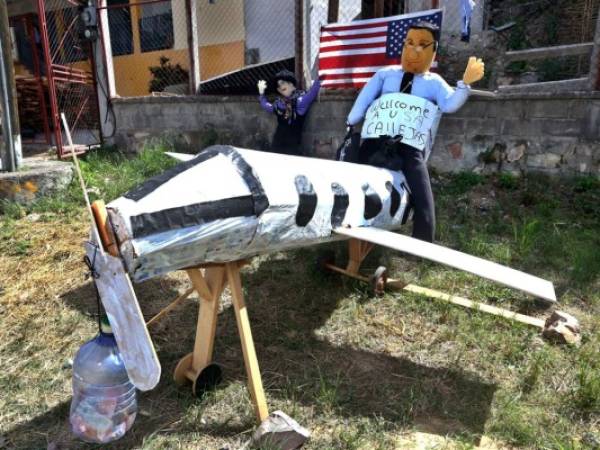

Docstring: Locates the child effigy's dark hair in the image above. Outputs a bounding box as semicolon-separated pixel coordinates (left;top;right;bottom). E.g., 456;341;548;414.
273;69;297;87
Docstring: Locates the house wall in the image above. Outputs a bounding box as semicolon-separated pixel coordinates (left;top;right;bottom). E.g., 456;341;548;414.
110;91;600;176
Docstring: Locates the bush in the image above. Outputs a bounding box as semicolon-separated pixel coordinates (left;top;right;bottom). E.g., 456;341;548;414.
149;56;189;93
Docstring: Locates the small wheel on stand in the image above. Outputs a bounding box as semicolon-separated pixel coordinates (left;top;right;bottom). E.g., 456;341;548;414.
192;363;223;398
369;266;388;297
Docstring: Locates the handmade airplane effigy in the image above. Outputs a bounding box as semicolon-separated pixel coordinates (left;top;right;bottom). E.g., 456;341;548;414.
83;143;559;408
71;14;577;444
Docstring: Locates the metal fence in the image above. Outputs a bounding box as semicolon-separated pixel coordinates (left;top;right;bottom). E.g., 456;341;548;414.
488;0;599;85
97;0;190;97
98;0;297;97
95;0;599;96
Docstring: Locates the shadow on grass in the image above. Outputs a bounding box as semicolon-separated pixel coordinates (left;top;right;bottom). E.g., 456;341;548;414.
4;246;496;448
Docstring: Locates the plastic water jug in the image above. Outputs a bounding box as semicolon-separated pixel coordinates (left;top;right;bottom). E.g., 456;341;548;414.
69;316;137;443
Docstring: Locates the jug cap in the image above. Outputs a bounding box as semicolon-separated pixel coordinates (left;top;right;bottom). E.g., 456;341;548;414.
100;315;113;335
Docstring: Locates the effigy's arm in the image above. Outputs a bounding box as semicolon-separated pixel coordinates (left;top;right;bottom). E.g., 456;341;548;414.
347;70;385;125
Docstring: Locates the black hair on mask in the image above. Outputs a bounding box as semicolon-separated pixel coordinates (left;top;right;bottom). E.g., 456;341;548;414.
408;21;440;50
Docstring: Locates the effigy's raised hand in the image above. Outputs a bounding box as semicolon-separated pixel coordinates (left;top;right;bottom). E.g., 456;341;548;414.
257;80;267;95
462;56;485;85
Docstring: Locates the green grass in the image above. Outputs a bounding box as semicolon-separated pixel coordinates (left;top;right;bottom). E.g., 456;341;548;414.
0;158;599;449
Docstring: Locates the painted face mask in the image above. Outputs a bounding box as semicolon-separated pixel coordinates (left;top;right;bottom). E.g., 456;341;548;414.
276;80;296;98
400;28;437;74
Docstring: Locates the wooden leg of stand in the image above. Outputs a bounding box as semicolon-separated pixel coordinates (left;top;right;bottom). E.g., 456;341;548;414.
190;267;226;372
226;262;269;423
346;239;374;273
174;267;226;385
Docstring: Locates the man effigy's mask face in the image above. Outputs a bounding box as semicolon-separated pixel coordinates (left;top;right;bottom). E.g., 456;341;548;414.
277;80;296;98
400;28;436;74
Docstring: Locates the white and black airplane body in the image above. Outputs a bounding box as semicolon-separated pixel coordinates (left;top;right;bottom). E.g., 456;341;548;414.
108;145;413;282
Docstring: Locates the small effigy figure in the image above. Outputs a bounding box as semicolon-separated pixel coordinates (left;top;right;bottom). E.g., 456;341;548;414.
257;70;321;156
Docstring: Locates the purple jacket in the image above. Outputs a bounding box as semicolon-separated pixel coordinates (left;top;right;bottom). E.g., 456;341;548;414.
259;80;321;118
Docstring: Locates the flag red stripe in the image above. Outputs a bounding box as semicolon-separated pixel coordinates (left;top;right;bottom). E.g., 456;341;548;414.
320;31;387;43
319;71;376;79
319;53;396;70
321;82;363;89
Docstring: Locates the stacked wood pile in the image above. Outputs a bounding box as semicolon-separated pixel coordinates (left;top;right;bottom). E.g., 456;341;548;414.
15;75;51;136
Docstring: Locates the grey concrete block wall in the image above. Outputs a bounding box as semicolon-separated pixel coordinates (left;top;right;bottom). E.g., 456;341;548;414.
111;91;600;176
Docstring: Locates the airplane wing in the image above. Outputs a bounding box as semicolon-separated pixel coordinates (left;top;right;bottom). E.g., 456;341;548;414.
334;226;557;303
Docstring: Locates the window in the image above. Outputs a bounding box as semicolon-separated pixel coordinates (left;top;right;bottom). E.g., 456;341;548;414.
139;2;174;53
107;0;133;56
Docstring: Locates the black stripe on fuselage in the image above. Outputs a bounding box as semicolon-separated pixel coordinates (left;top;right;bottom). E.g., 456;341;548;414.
362;183;382;220
331;182;349;227
295;175;317;226
386;181;401;217
124;145;269;216
131;196;254;239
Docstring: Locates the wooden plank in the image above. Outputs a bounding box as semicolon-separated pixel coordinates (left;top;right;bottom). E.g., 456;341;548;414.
187;268;213;300
85;240;161;391
504;42;593;62
191;267;225;372
402;284;546;328
334;226;557;302
498;77;589;93
226;262;269;423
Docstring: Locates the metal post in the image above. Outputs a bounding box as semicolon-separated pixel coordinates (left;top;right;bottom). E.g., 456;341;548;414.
589;5;600;90
0;0;20;172
327;0;339;23
36;0;64;158
374;0;384;18
97;0;117;97
185;0;200;94
295;0;303;88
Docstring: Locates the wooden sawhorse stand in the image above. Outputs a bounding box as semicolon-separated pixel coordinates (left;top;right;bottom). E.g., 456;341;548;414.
322;239;392;296
164;261;269;423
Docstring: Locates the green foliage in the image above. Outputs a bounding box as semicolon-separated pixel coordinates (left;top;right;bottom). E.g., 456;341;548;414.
149;56;189;93
497;172;519;190
570;343;600;417
445;172;485;195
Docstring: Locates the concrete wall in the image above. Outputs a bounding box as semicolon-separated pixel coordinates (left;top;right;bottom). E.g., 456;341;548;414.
111;91;600;176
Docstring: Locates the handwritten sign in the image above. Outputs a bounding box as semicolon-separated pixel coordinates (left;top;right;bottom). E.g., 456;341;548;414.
361;93;441;153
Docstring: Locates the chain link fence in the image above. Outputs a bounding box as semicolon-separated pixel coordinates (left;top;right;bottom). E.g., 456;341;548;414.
99;0;190;97
488;0;599;85
99;0;296;97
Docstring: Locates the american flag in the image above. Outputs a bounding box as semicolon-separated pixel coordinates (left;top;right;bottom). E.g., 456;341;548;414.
318;9;443;89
